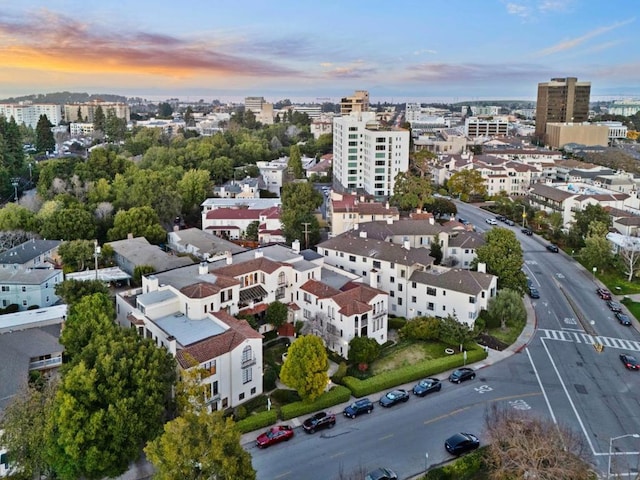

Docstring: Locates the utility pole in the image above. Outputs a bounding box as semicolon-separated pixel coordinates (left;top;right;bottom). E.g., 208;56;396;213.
94;240;101;281
11;178;20;202
301;222;311;249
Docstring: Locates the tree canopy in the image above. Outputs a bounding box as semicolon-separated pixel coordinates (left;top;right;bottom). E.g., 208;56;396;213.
280;335;329;402
280;182;323;247
447;169;487;201
486;288;526;330
474;227;527;294
107;206;167;244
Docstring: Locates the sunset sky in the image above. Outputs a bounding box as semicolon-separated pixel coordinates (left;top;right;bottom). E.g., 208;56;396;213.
0;0;638;103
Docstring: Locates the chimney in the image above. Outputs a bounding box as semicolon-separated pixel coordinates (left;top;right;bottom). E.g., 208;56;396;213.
385;201;390;210
370;269;378;289
354;224;359;230
477;262;486;273
403;239;410;250
386;218;393;225
127;232;134;240
225;251;233;265
199;262;208;275
429;216;434;225
359;231;367;239
255;248;264;258
292;239;301;253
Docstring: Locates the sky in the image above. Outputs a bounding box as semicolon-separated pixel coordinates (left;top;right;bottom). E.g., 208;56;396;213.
0;0;638;104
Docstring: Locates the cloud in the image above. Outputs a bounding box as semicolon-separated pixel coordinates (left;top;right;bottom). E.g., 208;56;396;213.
413;49;438;56
320;60;378;79
403;62;549;84
0;9;304;79
534;18;635;57
505;3;532;18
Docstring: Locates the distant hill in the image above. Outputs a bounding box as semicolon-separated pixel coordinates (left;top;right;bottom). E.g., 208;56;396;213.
0;91;128;104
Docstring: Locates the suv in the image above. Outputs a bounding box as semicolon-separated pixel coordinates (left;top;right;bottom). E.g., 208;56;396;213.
343;398;374;418
546;244;559;253
302;411;336;433
521;228;532;235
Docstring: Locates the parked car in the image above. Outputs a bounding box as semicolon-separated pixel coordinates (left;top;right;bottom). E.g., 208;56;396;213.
528;286;540;299
365;467;398;480
546;244;559;253
597;288;612;300
620;353;640;370
445;432;480;455
302;411;336;433
607;301;623;312
379;389;410;407
504;219;515;226
495;215;506;222
615;312;632;326
448;367;476;384
485;218;497;225
343;398;374;418
255;425;294;448
412;378;442;397
521;228;533;235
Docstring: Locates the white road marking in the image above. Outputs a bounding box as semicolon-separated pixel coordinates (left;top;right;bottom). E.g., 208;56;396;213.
526;347;557;424
540;329;640;352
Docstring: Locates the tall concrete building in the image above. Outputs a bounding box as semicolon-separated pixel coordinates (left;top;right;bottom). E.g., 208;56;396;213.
340;90;370;115
64;100;130;123
0;103;62;128
535;77;591;143
333;111;409;198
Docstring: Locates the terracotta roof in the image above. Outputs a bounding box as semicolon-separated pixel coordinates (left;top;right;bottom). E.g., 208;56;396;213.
301;279;340;298
180;281;222;298
332;283;385;316
175;310;262;368
211;256;284;277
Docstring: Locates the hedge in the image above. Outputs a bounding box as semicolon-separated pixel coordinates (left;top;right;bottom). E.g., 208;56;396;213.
235;409;278;434
280;385;352;420
343;348;487;398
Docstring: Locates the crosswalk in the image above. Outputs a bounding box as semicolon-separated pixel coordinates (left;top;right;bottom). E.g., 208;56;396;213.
539;328;640;352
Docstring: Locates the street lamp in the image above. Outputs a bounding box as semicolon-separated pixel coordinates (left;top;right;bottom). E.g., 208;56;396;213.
521;204;526;228
94;240;101;281
11;177;19;202
424;452;429;473
608;433;640;479
592;267;597;282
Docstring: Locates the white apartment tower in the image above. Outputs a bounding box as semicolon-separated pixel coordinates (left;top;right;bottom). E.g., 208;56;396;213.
333;111;410;198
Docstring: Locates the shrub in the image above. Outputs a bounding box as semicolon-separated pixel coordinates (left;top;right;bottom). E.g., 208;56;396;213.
235;410;278;434
485;313;501;329
280;386;351;420
400;316;441;340
235;405;247;420
424;447;487;479
263;366;278;391
343;348;487;398
331;361;348;384
388;317;407;330
270;388;301;405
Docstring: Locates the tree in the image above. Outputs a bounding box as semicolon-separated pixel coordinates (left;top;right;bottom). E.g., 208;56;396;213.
183;106;195;127
424;197;456;219
35;114;55;153
158;102;174;118
58;239;96;272
54;279;109;305
107;206;167;244
447;169;487;201
178;169;212;225
280;182;323;246
430;242;443;265
279;335;329;402
474;227;527;294
347;336;381;370
265;301;288;329
484;404;592;479
617;236;640;281
486;288;526;330
133;264;156;285
399;316;441;341
390;172;432;211
579;221;613;273
39;206;96;241
573;203;611;239
0;203;38;232
104;109;127;141
0;380;58;479
93;105;105;133
287;144;304;179
244;220;259;241
438;315;475;352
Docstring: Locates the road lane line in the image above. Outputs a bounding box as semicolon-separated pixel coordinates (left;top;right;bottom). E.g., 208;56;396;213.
274;471;291;479
526;346;557;425
329;452;345;459
541;337;597;455
424;407;470;425
379;433;394;441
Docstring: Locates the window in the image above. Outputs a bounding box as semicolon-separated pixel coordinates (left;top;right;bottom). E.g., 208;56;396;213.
349;255;356;262
469;296;476;304
251;387;256;395
242;367;252;384
398;284;403;292
427;287;436;296
373;261;381;269
390;276;395;283
21;286;26;292
412;282;417;288
427;303;434;311
239;393;245;401
400;269;405;278
242;345;253;364
1;286;9;292
390;291;394;297
398;298;403;305
411;296;417;303
203;360;216;375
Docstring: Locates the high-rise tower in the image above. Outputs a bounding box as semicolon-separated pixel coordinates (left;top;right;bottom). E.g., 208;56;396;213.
535;77;591;143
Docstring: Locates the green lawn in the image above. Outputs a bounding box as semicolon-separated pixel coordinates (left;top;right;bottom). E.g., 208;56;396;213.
596;271;640;295
485;317;526;345
371;340;458;375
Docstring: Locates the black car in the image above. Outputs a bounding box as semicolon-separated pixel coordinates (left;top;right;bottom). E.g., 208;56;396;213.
302;411;336;433
528;286;540;299
445;432;480;455
412;378;442;397
495;215;506;222
343;398;374;418
521;228;533;235
616;312;632;326
607;301;623;312
365;467;398;480
546;244;559;253
504;219;515;226
379;389;410;407
620;353;640;370
448;367;476;384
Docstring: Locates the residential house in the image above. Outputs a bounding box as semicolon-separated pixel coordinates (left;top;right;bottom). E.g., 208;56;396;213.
0;265;63;311
167;228;246;261
328;192;400;237
0;239;61;268
201;205;284;243
213;177;264;199
107;236;194;276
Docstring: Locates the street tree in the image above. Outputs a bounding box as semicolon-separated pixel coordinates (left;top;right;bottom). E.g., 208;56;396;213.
579;221;613;272
390;172;432;211
280;335;329;402
55;279;109;306
547;211;564;240
617;236;640;281
58;239;96;272
574;203;611;239
486;288;526;330
107;206;167;244
474;227;527;294
93;105;106;133
35;115;55;153
288;144;304;179
265;301;288;329
244;220;259;241
447;169;487;201
424;197;456;219
39;206;96;241
484;404;593;479
438;315;475;352
347;336;381;370
280;182;323;246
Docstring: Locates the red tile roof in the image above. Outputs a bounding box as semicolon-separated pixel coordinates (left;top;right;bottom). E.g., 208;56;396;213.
301;279;340;299
211;256;284;277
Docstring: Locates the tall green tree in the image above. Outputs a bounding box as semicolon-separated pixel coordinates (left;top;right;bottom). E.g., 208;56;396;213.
280;335;329;402
107;205;167;244
438;315;476;351
287;144;304;179
473;227;527;294
280;182;323;246
157;102;174;118
0;115;24;172
390;171;433;211
265;300;288;328
93;106;106;133
447;169;487;201
58;239;97;272
104;109;127;141
573;203;611;239
579;221;613;272
177;169;212;224
486;289;526;330
348;336;381;370
39;206;96;241
0;203;38;232
35;115;55;153
244;220;259;241
54;279;109;306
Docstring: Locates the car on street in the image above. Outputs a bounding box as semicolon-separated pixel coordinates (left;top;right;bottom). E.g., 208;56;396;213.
607;301;623;312
412;378;442;397
615;312;632;326
528;286;540;299
620;353;640;370
365;467;398;480
448;367;476;384
504;219;515;226
485;218;497;225
445;432;480;455
458;217;469;225
379;389;410;407
256;425;294;448
343;398;374;418
546;244;559;253
495;214;506;222
521;228;533;235
302;411;336;433
597;288;612;300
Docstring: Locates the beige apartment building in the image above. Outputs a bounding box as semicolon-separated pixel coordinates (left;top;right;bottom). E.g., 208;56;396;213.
535;77;591;144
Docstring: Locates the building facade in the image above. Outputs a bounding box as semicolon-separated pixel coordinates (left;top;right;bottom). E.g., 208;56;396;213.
0;103;62;129
535;77;591;143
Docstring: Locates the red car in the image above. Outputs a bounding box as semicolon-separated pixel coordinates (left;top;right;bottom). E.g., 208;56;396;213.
597;288;612;300
256;425;294;448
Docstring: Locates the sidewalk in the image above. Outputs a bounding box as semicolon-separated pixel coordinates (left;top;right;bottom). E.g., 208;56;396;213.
240;297;538;446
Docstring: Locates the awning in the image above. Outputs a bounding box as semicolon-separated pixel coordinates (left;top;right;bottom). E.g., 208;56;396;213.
239;285;268;303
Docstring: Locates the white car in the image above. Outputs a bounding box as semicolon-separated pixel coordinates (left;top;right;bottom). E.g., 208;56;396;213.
485;218;497;225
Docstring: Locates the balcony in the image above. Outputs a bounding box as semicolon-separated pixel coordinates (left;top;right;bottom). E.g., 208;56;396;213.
29;356;62;370
372;309;387;319
241;356;257;368
205;393;221;405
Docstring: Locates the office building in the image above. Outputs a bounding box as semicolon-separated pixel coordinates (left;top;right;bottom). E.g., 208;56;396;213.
340;90;369;115
535;77;591;143
0;103;62;129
